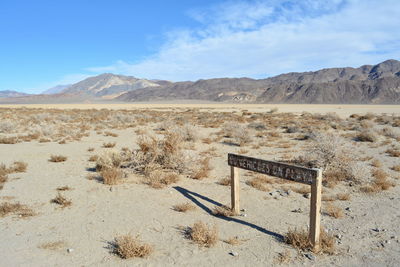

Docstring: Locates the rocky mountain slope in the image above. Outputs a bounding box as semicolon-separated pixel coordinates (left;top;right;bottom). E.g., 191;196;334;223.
0;90;30;98
118;59;400;104
61;73;170;99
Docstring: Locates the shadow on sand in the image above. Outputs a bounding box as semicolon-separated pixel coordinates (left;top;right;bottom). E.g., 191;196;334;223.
173;186;284;242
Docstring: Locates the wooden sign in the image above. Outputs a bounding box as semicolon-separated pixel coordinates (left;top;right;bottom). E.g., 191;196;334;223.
227;153;322;251
228;153;318;185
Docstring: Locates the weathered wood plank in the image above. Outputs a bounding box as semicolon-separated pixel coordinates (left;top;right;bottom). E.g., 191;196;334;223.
228;153;318;185
230;166;240;215
309;169;322;251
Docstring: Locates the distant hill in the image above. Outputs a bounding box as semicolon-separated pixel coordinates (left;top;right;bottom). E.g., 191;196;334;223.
1;59;400;104
41;84;71;94
118;59;400;104
0;90;30;98
61;73;171;99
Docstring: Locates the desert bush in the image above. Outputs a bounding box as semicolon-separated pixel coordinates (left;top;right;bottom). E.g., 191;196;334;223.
145;170;179;189
103;142;116;148
212;205;236;217
356;129;378;142
190;158;212;180
9;161;27;173
361;168;395;193
0;136;18;144
51;193;72;208
217;177;231;186
297;133;369;186
224;236;244;246
232;125;252;146
386;148;400;157
96;151;124;171
285;228;335;254
173;202;196;212
371;159;382;168
0;121;15;133
112;235;153;259
185;221;218;248
101;167;123;185
0;202;35;218
49;155;67;162
391;165;400;172
323;204;344;218
171;124;199;142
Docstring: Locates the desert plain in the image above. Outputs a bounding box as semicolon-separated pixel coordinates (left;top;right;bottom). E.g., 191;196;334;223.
0;103;400;266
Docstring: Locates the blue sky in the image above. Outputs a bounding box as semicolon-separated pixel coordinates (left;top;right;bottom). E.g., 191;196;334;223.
1;0;399;93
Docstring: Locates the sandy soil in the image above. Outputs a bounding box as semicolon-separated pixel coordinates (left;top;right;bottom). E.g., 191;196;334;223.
0;105;399;266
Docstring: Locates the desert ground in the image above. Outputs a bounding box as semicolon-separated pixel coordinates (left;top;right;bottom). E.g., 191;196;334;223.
1;104;400;266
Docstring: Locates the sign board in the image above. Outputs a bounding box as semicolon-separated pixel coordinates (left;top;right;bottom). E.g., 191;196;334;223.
227;153;322;251
228;153;318;185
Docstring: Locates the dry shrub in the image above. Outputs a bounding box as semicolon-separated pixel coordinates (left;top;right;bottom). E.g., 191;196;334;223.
171;124;199;142
88;155;99;162
103;142;116;148
324;204;343;218
292;186;310;195
297;133;369;187
391;165;400;172
246;175;274;191
38;241;66;250
190;158;212;180
104;131;118;137
361;168;395;193
356;129;378;142
146;170;179;189
0;136;18;144
51;193;72;208
9;161;27;173
224;236;243;246
185;221;218;248
87;147;95;152
49;155;67;162
101;167;123;185
275;249;291;264
96;151;123;171
212;205;236;217
285;228;335;254
202;138;212;144
337;193;351;201
112;235;153;259
217;177;231;186
371;159;382;168
56;186;72;191
173;202;196;212
0;202;35;218
386;148;400;157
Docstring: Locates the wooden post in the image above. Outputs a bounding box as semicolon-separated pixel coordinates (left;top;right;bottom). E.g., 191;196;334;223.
309;169;322;251
230;166;240;215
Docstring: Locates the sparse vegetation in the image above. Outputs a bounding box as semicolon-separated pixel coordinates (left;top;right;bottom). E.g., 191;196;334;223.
49;155;67;162
285;228;335;254
212;205;236;217
112;235;153;259
101;167;123;185
51;193;72;208
184;221;218;248
0;202;35;218
173;202;196;212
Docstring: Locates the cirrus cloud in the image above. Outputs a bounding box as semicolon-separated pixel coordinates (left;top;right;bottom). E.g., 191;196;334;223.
87;0;400;81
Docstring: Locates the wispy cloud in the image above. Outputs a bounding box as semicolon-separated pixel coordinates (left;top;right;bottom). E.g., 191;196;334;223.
27;73;91;94
87;0;400;81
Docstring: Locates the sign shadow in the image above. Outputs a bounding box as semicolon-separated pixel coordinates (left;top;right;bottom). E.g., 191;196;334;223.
173;186;284;242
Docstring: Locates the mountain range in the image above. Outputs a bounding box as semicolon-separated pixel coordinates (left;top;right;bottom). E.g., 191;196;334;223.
1;59;400;104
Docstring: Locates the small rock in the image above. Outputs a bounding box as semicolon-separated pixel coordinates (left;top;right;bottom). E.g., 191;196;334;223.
385;240;391;244
304;253;316;261
240;213;247;217
240;208;246;212
287;189;293;196
345;207;351;211
304;193;311;199
109;187;113;192
67;248;74;253
336;234;342;239
390;236;397;239
372;228;380;232
291;208;303;213
229;251;239;257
